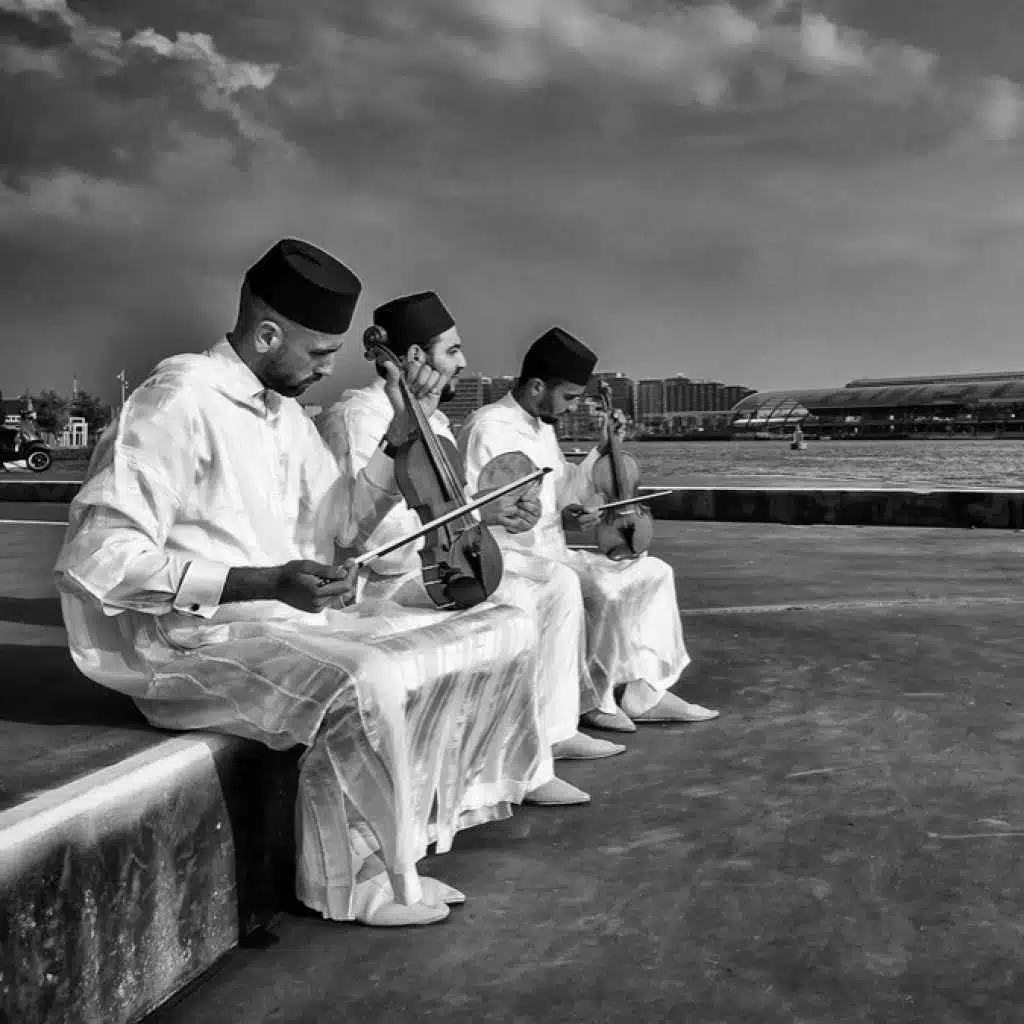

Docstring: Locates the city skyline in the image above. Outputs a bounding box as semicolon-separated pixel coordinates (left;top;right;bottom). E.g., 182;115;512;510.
5;3;1024;408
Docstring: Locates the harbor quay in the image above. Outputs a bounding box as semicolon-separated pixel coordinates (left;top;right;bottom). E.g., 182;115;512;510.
6;475;1024;529
1;492;1021;1024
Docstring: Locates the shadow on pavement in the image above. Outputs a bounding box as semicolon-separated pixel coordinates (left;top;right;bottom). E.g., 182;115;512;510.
0;643;144;727
0;595;65;628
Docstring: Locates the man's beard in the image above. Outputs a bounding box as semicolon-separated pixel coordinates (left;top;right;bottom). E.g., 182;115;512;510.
439;379;458;403
272;377;314;397
538;394;559;425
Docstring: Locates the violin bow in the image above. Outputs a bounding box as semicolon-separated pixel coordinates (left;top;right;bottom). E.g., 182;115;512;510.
351;467;552;568
593;488;676;513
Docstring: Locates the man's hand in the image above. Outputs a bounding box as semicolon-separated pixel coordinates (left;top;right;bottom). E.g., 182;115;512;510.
562;503;601;533
272;559;359;613
382;350;452;447
495;495;541;534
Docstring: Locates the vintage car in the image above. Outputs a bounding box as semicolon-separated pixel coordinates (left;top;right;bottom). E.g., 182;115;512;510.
0;425;53;472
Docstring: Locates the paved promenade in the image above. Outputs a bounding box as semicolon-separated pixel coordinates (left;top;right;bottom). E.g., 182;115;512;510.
2;510;1022;1023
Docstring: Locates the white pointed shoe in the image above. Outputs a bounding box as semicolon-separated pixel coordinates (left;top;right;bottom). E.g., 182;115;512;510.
356;900;450;927
351;873;452;927
580;707;637;733
420;877;467;906
627;691;720;724
552;731;626;760
524;777;592;806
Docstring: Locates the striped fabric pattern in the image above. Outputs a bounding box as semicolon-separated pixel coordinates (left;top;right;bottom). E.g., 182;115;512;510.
54;340;544;918
459;394;691;716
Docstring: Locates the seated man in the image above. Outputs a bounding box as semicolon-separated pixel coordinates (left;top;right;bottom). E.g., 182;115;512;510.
458;327;720;732
54;239;546;929
317;292;624;809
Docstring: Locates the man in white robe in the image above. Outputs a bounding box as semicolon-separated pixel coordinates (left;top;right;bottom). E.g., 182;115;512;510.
317;292;625;807
54;239;545;929
458;326;720;732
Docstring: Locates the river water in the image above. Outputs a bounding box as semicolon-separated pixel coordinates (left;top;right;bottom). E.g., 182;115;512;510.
6;438;1024;491
563;439;1024;491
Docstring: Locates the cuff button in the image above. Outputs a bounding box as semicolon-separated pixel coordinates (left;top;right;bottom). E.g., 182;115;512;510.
190;604;200;612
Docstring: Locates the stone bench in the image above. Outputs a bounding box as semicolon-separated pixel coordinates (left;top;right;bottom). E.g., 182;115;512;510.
0;644;299;1024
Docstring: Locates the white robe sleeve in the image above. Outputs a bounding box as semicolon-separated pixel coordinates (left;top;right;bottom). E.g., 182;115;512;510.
457;414;507;497
554;446;602;508
317;396;423;575
55;383;229;618
300;410;403;553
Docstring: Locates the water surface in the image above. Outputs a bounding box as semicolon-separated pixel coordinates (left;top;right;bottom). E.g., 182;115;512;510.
566;439;1024;490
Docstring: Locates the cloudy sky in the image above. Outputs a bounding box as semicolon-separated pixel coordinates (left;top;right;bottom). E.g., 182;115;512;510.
3;0;1024;406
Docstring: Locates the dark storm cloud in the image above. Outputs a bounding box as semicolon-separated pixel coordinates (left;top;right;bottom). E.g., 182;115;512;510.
0;0;280;186
4;0;1024;399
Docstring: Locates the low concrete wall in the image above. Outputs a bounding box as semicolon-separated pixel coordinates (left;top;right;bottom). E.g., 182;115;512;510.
641;486;1024;530
6;480;1024;529
0;479;81;503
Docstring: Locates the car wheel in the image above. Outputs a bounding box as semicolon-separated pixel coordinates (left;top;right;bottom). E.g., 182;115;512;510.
26;449;52;472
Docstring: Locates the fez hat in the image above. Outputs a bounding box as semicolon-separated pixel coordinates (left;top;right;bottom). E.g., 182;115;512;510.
245;238;362;334
372;292;456;356
520;326;598;387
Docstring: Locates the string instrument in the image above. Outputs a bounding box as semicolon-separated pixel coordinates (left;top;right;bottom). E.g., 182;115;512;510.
350;465;551;569
363;326;504;610
591;380;653;561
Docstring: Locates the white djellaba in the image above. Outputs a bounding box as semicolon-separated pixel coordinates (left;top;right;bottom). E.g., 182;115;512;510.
458;390;719;729
318;377;623;792
55;341;545;927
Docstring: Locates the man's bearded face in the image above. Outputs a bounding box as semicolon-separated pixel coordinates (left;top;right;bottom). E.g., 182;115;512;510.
425;327;467;404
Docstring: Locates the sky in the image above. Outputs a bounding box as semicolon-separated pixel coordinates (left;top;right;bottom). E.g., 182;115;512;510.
3;0;1024;407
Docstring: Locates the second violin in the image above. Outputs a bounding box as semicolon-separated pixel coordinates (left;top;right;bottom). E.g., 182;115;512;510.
364;326;504;609
591;380;654;561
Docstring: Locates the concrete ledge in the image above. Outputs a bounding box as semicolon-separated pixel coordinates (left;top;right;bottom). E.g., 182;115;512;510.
0;732;298;1024
641;486;1024;529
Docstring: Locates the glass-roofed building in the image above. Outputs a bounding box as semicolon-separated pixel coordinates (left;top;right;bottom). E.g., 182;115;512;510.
729;372;1024;439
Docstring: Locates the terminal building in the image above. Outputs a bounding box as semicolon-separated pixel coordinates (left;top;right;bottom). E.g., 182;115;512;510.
432;370;756;438
729;371;1024;438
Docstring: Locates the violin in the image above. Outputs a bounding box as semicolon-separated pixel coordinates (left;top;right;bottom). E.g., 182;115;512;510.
591;381;653;561
363;326;504;609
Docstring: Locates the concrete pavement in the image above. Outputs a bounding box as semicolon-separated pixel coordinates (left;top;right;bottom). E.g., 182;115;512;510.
2;517;1022;1023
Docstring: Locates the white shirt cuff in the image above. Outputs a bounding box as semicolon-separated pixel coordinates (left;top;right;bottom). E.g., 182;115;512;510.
173;560;230;617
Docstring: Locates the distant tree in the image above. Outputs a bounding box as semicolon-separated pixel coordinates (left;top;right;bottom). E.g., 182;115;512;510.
70;390;112;436
32;389;70;435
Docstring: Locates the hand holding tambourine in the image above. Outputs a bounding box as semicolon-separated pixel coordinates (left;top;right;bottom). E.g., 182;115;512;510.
475;451;546;535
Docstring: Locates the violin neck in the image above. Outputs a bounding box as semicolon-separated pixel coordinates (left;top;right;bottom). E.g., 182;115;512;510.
604;393;627;499
396;368;462;501
368;334;464;502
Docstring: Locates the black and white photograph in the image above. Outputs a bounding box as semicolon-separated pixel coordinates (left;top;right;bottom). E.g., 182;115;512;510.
1;2;1021;1022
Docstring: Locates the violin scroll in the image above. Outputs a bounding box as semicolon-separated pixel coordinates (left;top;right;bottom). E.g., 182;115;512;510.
363;324;391;362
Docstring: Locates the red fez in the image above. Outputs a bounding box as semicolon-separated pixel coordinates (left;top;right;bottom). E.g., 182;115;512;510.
373;292;455;356
521;327;598;386
245;238;362;334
